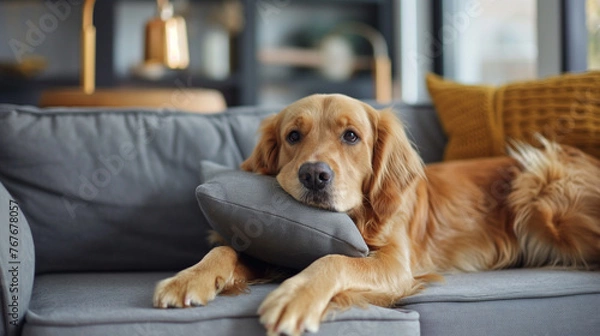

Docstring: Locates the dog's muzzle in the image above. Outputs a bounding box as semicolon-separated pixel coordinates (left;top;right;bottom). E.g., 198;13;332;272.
297;162;335;210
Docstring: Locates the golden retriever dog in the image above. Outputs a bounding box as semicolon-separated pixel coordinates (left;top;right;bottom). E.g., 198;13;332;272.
154;94;600;335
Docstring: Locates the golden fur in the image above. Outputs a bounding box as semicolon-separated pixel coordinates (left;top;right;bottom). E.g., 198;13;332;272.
153;94;600;336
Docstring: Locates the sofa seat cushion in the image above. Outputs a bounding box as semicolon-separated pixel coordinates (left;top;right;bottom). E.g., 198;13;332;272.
23;272;419;336
399;269;600;336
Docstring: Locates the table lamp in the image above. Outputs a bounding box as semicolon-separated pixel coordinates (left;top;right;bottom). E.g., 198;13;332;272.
40;0;226;113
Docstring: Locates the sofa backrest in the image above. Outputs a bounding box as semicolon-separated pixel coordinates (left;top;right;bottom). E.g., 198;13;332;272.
0;102;445;274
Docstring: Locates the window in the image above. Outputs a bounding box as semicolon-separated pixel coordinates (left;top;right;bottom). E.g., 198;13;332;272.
441;0;538;85
589;0;600;69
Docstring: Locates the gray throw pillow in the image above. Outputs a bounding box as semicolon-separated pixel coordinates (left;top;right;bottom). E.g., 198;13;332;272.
196;161;369;269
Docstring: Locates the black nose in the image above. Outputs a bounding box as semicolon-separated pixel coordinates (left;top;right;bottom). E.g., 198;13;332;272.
298;162;334;191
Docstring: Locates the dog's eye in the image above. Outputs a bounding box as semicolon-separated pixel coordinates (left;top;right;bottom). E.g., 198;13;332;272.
342;130;359;144
287;130;301;144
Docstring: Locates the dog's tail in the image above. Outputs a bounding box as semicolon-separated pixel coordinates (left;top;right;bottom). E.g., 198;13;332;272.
507;135;600;269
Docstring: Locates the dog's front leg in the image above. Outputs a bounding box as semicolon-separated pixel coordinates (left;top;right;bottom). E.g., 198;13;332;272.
153;245;266;308
258;245;414;336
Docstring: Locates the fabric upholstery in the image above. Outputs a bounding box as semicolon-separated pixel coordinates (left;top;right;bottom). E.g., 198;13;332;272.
196;161;368;269
0;105;276;274
427;72;600;160
22;270;600;336
22;272;420;336
0;182;35;336
400;269;600;336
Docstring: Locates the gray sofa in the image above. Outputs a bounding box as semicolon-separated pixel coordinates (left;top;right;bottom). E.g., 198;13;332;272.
0;103;598;336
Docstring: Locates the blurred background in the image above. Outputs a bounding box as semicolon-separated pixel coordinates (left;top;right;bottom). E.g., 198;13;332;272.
0;0;597;108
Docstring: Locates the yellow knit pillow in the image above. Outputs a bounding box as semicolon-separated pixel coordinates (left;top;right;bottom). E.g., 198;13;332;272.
426;72;600;161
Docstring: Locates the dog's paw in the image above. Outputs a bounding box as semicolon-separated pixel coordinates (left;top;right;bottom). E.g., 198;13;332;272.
153;268;229;308
258;277;331;336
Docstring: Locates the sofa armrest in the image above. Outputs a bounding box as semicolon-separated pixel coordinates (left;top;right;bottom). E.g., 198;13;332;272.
0;181;35;336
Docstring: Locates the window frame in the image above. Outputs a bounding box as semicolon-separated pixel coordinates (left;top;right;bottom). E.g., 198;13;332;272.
396;0;589;104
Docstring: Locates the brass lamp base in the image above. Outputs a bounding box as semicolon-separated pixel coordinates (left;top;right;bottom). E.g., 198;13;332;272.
39;87;227;113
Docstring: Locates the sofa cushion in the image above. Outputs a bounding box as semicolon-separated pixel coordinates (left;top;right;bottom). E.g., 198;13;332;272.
196;161;368;269
399;269;600;336
389;103;446;164
22;272;420;336
0;105;277;273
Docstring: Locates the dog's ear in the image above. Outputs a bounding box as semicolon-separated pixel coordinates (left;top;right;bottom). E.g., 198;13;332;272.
241;114;280;175
366;108;424;222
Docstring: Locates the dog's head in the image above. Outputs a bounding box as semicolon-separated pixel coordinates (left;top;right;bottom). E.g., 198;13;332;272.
242;94;423;220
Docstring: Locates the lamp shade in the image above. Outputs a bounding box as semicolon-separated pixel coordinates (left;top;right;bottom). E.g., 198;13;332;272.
144;0;190;69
